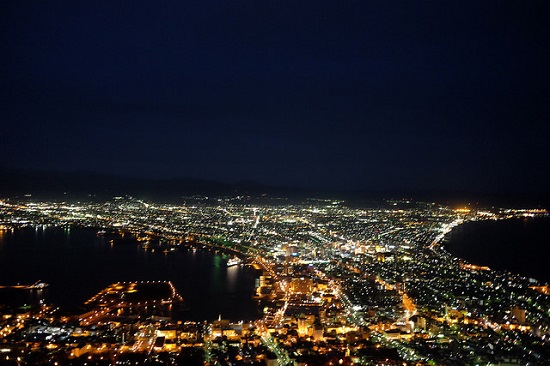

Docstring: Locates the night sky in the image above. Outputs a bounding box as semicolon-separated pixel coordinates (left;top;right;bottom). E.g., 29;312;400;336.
1;1;549;193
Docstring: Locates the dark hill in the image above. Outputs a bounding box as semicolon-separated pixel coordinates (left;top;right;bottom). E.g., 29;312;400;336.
0;167;548;208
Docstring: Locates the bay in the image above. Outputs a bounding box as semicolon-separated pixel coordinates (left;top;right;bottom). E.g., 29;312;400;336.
0;227;261;321
444;216;550;283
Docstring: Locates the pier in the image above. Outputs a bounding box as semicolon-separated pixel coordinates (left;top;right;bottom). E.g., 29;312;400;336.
0;280;49;290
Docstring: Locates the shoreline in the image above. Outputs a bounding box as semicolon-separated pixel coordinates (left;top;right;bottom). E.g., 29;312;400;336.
0;226;262;321
440;216;550;284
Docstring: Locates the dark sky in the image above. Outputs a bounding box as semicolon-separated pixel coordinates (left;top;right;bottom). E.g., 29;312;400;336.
1;1;549;193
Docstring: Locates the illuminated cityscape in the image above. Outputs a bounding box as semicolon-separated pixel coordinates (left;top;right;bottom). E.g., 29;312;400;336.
2;1;549;365
0;196;548;365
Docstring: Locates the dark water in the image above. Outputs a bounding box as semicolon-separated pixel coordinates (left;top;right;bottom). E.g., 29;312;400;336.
445;217;550;283
0;227;260;321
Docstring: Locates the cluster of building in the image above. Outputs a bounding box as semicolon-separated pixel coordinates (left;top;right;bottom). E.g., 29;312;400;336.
0;196;549;365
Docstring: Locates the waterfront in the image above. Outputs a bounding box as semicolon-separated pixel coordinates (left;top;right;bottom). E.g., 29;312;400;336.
2;217;549;315
1;199;549;364
444;216;550;283
0;227;261;321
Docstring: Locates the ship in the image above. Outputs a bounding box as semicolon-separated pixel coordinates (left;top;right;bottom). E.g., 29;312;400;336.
32;281;49;289
227;257;243;267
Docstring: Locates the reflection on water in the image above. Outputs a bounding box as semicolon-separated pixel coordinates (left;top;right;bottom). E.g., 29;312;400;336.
210;254;223;294
0;288;46;309
227;265;238;292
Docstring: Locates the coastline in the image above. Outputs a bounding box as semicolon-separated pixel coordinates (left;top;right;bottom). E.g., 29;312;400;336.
0;226;261;321
441;216;550;284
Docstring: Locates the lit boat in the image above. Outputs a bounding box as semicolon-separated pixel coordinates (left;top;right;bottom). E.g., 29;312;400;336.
31;281;49;289
227;257;242;267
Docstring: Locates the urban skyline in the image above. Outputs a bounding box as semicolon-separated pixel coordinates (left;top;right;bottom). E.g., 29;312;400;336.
1;195;549;365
